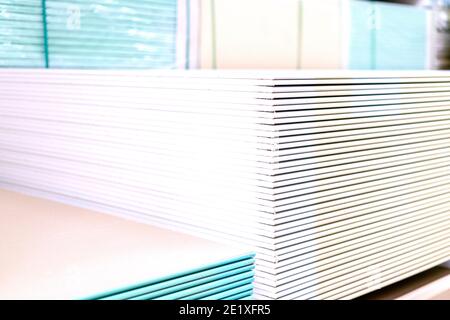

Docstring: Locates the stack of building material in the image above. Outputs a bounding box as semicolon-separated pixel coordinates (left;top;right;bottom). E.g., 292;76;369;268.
0;0;46;67
0;69;448;299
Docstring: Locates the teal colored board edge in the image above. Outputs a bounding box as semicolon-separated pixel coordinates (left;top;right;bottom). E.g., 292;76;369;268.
200;284;254;300
177;277;254;300
102;260;255;300
132;270;254;300
82;253;255;300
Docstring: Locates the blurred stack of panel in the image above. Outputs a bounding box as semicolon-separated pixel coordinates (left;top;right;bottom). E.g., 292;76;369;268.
0;0;46;67
0;69;448;299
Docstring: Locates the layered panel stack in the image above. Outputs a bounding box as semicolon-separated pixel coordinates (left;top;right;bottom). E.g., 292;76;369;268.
0;70;449;300
0;0;46;67
0;0;181;69
45;0;179;68
0;189;255;300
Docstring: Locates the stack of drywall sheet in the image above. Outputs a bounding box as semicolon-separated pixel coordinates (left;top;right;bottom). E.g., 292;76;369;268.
0;189;255;300
0;69;448;299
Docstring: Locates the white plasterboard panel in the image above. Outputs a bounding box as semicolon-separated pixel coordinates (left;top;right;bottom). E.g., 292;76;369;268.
257;211;449;281
279;239;450;299
256;225;449;294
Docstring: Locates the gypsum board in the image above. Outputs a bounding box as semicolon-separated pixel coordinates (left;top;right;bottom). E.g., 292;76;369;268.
148;280;254;300
0;106;279;128
2;68;450;78
141;271;255;300
0;175;276;248
275;119;450;146
4;70;450;86
280;238;450;300
5;79;450;95
0;135;275;164
0;150;276;206
1;168;442;242
0;143;445;205
1;129;446;176
0;141;279;178
0;121;275;148
0;77;448;107
177;282;254;301
0;143;444;209
273;163;450;211
257;213;450;288
271;110;450;133
4;86;450;108
0;181;277;261
101;263;255;300
4;91;450;117
4;74;450;93
2;120;449;164
256;235;450;299
273;181;449;251
272;179;450;237
1;102;449;136
0;116;277;145
336;254;450;300
45;0;178;14
272;114;450;140
7;79;450;94
0;130;277;163
272;150;448;198
270;155;449;204
97;257;255;300
179;281;254;301
2;105;449;141
260;192;449;266
3;151;446;221
0;168;277;236
261;225;450;296
272;106;450;127
256;214;450;288
271;194;450;263
255;225;450;296
308;246;450;300
0;150;277;208
0;144;276;195
4;87;450;115
222;291;253;300
4;82;450;100
0;97;277;121
1;145;444;207
200;284;254;300
7;98;450;127
2;127;448;171
272;146;448;189
255;199;450;273
272;170;449;220
0;144;276;189
276;125;450;153
105;266;255;301
3;119;448;166
273;175;450;235
271;139;450;176
1;117;448;152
